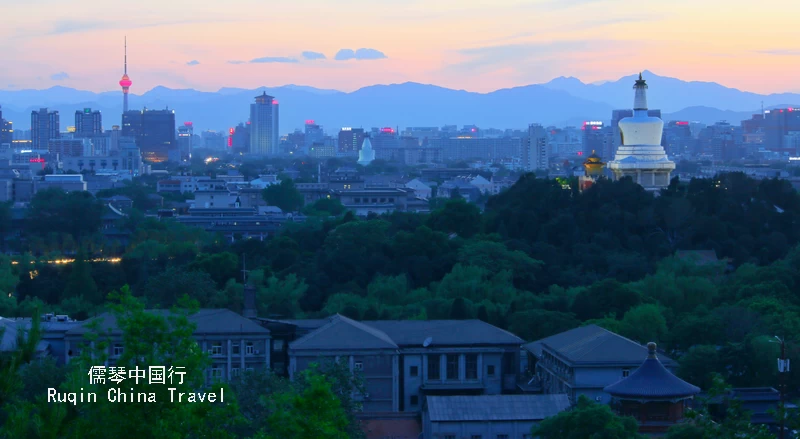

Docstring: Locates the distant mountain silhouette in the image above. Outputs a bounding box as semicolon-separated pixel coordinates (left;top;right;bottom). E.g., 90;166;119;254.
1;72;799;133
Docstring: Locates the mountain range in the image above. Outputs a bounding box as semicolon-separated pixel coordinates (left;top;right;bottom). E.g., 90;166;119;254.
1;70;798;134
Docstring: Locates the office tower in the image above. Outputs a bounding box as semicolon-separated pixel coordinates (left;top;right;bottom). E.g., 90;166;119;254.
75;108;103;137
663;121;693;156
119;37;132;114
607;73;675;191
582;121;604;157
122;108;176;163
231;122;250;153
763;107;800;153
31;108;59;150
177;124;192;161
249;92;279;155
337;127;366;154
304;120;324;153
523;123;548;171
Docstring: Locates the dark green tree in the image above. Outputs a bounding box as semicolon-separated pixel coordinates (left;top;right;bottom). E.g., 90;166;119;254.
531;395;645;439
262;179;304;213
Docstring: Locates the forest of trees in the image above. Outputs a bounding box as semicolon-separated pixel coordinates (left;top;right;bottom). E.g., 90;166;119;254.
1;171;799;437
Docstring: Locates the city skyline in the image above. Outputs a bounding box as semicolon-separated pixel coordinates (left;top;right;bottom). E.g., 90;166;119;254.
2;0;800;95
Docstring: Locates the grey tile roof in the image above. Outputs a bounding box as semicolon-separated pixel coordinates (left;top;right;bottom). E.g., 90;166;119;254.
65;309;269;336
426;394;570;422
523;324;675;366
364;320;524;347
290;315;398;351
604;356;700;399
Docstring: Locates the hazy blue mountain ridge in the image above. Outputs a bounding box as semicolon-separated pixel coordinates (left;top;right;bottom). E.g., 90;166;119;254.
1;71;799;133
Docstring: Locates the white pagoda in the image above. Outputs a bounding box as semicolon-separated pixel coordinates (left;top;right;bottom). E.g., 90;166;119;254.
358;137;375;166
607;73;675;190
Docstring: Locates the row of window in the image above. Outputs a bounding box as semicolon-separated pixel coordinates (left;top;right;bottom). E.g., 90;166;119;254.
352;197;395;204
209;341;262;356
425;354;486;380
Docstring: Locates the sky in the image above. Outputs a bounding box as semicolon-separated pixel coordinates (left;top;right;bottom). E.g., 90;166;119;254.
2;0;800;94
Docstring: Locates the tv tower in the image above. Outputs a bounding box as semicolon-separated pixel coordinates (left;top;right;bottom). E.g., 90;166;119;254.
119;37;132;113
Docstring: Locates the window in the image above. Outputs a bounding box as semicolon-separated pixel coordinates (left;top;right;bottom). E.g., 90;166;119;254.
211;342;222;355
444;435;455;439
409;365;419;377
410;395;419;406
211;368;223;380
622;369;631;378
427;355;441;380
465;354;478;380
274;362;285;372
273;340;284;351
113;344;123;356
246;342;254;355
446;354;459;380
231;368;240;377
354;361;364;371
471;436;482;439
487;365;496;377
354;197;361;203
388;198;395;202
496;435;509;439
246;367;254;373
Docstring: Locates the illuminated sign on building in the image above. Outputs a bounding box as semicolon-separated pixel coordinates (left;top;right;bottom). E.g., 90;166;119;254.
380;128;394;134
29;158;45;163
675;121;689;126
67;126;76;133
584;121;603;126
790;157;800;161
184;122;193;126
228;128;234;148
341;127;352;131
305;120;315;125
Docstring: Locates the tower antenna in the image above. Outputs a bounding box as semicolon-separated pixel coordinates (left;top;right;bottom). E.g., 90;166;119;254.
124;36;127;75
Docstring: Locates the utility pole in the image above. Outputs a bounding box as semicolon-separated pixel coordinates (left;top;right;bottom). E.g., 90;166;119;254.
776;336;790;439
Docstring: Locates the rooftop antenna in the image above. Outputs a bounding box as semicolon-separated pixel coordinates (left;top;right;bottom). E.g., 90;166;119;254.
422;337;433;348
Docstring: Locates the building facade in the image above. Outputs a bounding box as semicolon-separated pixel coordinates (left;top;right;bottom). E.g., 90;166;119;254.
249;93;279;156
31;108;60;151
122;109;176;163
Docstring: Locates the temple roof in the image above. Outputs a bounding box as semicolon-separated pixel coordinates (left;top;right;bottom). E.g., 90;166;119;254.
604;342;700;400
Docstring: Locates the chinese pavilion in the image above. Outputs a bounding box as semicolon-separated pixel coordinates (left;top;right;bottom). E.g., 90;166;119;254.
604;342;700;435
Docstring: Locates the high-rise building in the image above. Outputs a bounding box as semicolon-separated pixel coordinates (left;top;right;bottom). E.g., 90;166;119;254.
249;93;279;155
119;37;132;115
177;124;192;161
304;120;324;153
0;106;12;146
122;108;176;163
31;108;59;150
607;73;675;191
75;108;103;137
522;123;548;171
663;121;693;156
763;108;800;154
231;122;250;153
582;121;605;157
338;127;366;154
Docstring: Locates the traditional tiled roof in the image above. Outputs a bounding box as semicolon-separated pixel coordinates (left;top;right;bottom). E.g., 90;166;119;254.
604;342;700;399
365;320;524;347
288;317;524;351
290;315;398;351
426;394;570;422
524;324;676;367
65;309;269;336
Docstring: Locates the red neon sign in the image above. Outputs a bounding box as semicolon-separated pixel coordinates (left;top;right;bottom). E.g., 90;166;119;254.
29;158;45;163
381;127;394;133
305;120;315;125
675;121;689;126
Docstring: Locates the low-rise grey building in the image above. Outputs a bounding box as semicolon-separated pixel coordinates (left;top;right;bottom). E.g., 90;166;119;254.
523;324;677;405
422;394;570;439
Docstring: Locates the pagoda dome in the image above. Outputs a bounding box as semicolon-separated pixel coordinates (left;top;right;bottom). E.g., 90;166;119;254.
583;150;605;176
604;342;700;400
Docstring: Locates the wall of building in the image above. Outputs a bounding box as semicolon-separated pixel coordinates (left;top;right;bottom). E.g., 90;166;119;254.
424;418;538;439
